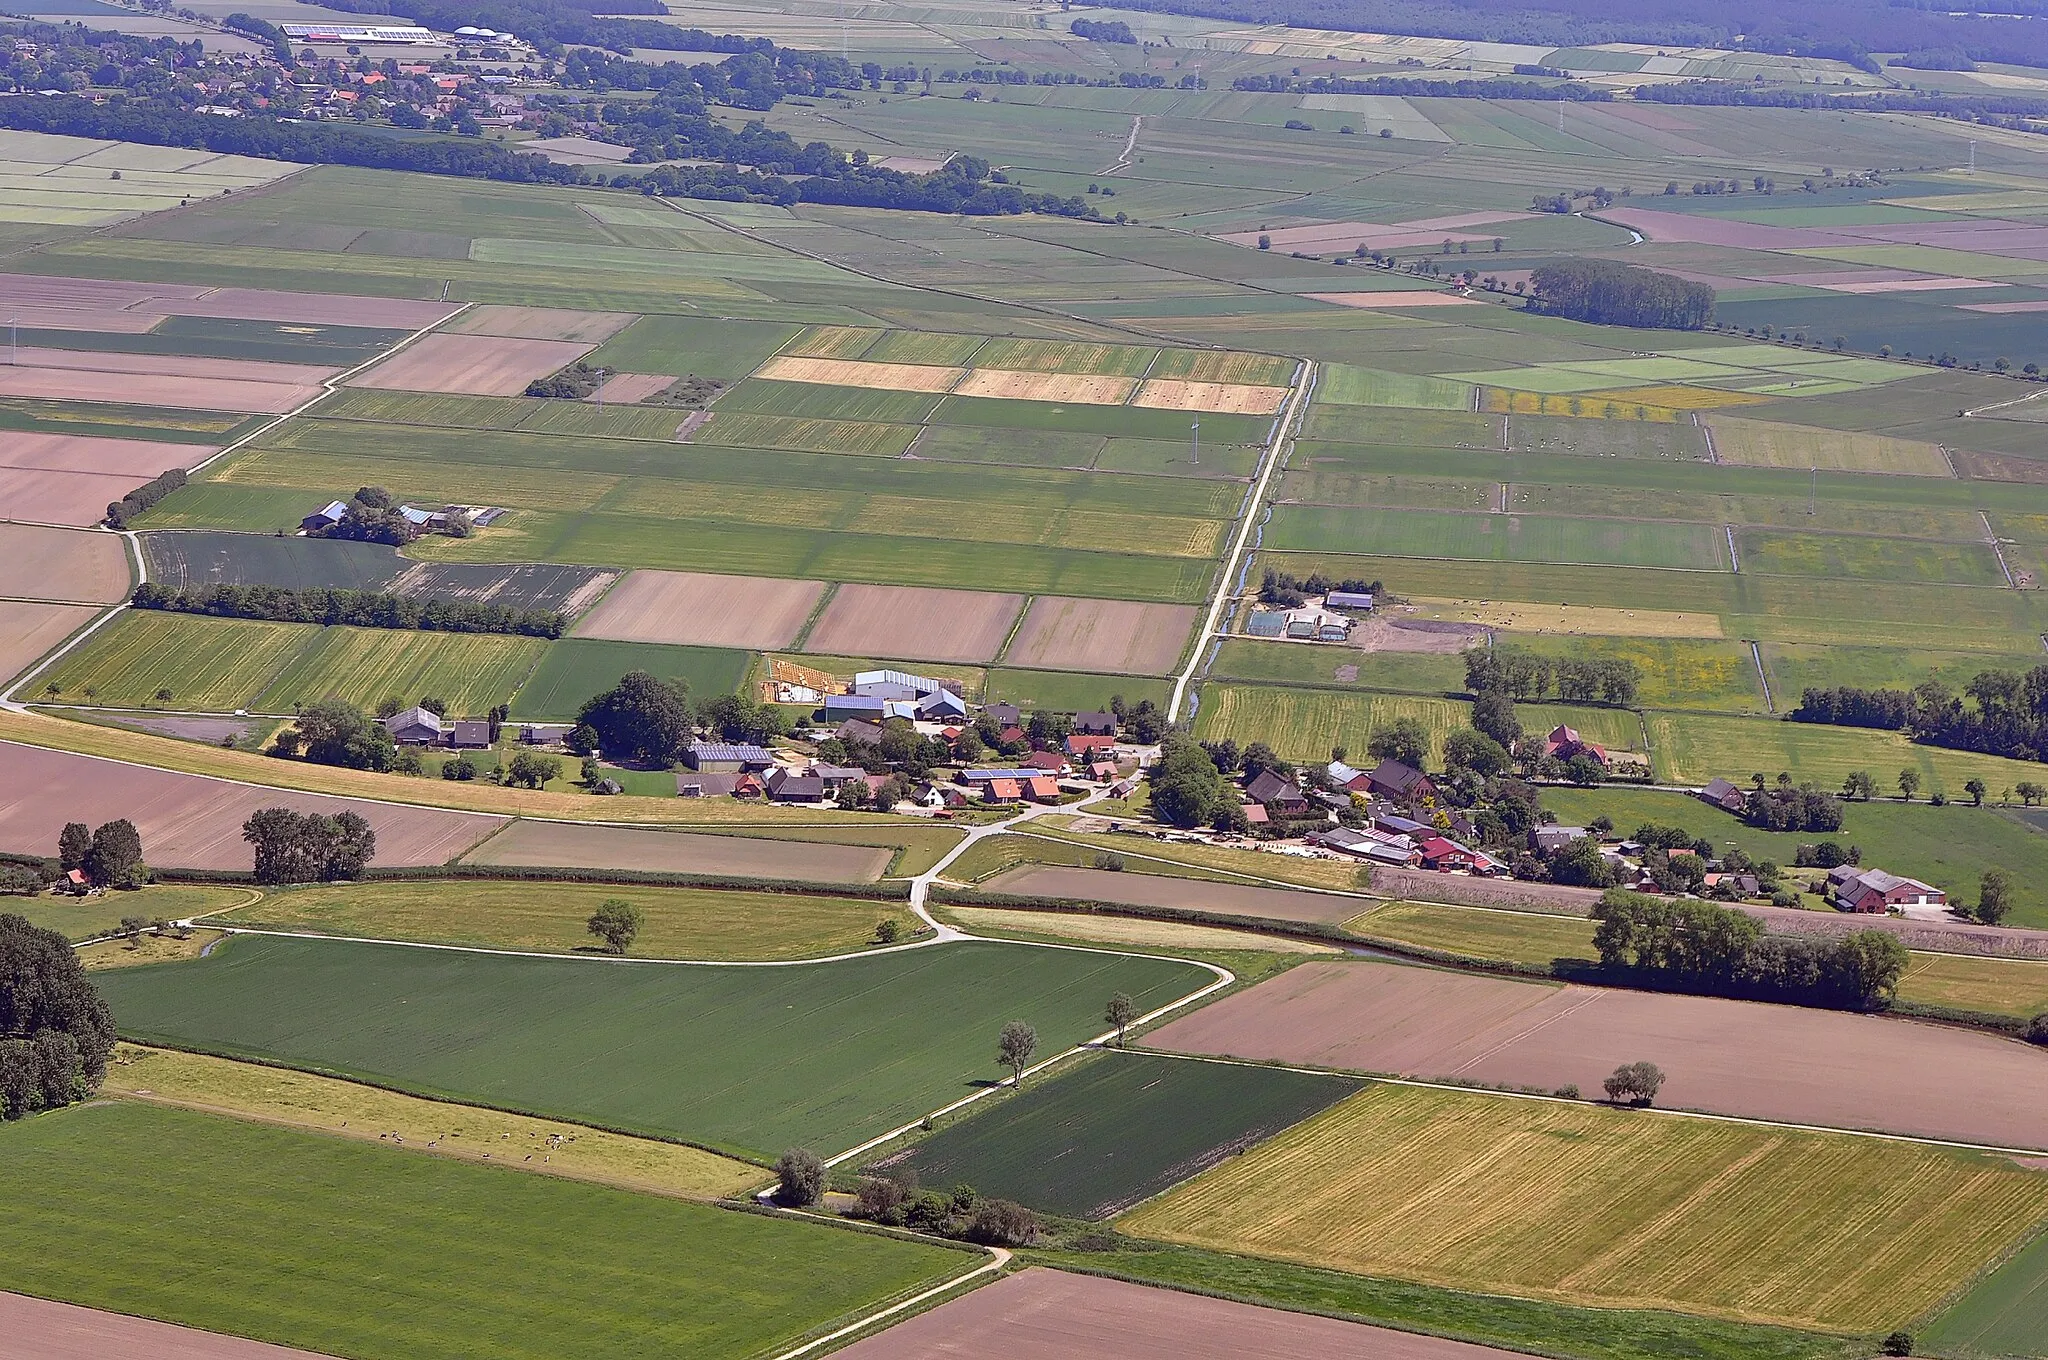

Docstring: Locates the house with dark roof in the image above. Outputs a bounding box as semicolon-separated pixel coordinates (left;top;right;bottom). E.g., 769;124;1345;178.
916;690;968;720
1073;711;1117;736
1828;866;1946;913
836;719;886;746
765;768;826;803
1024;751;1069;775
685;743;774;772
1531;825;1587;855
986;704;1021;728
447;720;492;750
676;771;762;799
1700;778;1746;811
1364;759;1435;803
812;763;869;791
1245;769;1310;816
383;706;445;746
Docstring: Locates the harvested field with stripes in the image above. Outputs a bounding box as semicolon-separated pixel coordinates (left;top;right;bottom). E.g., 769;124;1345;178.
755;355;962;392
805;584;1024;664
1707;416;1952;475
573;570;825;649
953;370;1137;405
972;339;1156;375
1123;1082;2048;1332
1004;596;1199;674
348;333;593;397
1134;379;1290;414
781;325;878;358
0;466;168;527
1;431;214;480
441;305;636;344
1152;349;1298;385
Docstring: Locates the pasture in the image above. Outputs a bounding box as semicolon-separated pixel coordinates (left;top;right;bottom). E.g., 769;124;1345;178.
224;880;897;961
0;1101;961;1360
94;935;1215;1156
1193;684;1469;764
1262;506;1728;570
1122;1083;2048;1332
1645;710;2048;792
871;1052;1358;1220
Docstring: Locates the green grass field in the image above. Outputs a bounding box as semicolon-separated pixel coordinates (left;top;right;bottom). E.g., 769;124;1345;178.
1761;643;2045;702
96;936;1213;1157
1193;684;1468;765
715;378;943;424
1262;507;1729;570
513;638;750;718
0;1101;962;1360
587;315;798;379
224;881;898;961
1210;638;1468;694
9;884;248;942
1923;1225;2048;1359
875;1052;1358;1220
980;668;1169;713
38;612;314;712
1316;363;1474;410
1122;1083;2048;1333
252;626;547;716
1739;530;2008;585
1509;635;1767;712
1646;710;2048;794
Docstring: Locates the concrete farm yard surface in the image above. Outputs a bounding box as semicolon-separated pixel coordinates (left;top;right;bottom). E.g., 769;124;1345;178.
571;569;826;650
832;1268;1537;1360
1143;960;2048;1150
0;742;502;869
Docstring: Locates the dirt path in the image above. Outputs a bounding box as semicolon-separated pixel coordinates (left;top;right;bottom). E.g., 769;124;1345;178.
1101;115;1143;176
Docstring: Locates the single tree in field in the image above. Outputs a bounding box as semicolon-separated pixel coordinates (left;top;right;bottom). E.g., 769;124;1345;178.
1841;771;1876;802
874;918;901;944
154;688;173;707
1965;778;1987;807
1897;769;1921;802
586;898;642;955
997;1020;1038;1086
41;681;59;700
2020;781;2045;807
1105;992;1136;1047
1977;869;2014;925
1882;1330;1913;1357
57;822;92;873
1366;717;1430;771
1602;1061;1665;1107
773;1148;824;1207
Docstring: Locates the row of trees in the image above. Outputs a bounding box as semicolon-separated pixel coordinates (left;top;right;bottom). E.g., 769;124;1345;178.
1464;647;1640;707
0;914;117;1119
1526;260;1716;331
103;468;186;530
1233;72;1612;102
1793;667;2048;765
132;582;565;639
242;808;376;885
1256;568;1380;609
1592;890;1909;1010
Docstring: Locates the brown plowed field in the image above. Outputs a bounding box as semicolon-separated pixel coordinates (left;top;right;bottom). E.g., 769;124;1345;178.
953;370;1136;405
984;866;1367;924
586;373;675;404
0;370;319;415
1;1291;338;1360
1143;960;2048;1149
0;602;96;687
756;356;963;393
444;305;637;344
0;272;210;311
1133;379;1289;414
572;570;824;649
348;333;594;397
0;467;168;526
461;820;891;882
804;584;1023;664
0;524;132;602
832;1269;1522;1360
1;432;213;479
5;346;335;385
162;288;456;329
0;742;503;870
0;306;161;332
1005;597;1199;674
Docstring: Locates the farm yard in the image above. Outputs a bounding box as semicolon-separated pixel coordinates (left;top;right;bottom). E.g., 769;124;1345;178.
14;50;2048;1359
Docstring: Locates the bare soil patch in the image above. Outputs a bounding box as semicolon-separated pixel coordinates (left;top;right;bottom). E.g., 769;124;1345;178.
165;288;457;329
0;742;503;869
833;1269;1515;1360
1822;277;2004;294
573;570;824;649
1145;960;2048;1149
444;305;637;344
1;432;213;480
348;333;593;397
0;369;319;415
1133;379;1290;414
1006;597;1199;675
4;345;335;386
0;467;168;525
0;306;162;332
0;524;132;602
953;370;1136;405
805;584;1023;664
0;602;96;688
462;820;890;883
0;272;209;312
1353;617;1488;654
756;356;962;393
0;1290;337;1360
586;372;676;404
985;866;1366;924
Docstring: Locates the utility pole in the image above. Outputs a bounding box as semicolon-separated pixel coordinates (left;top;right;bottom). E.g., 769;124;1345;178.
7;315;15;366
1809;465;1816;516
1190;418;1199;466
1970;140;1977;174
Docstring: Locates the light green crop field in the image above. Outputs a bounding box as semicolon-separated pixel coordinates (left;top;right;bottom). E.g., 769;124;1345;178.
1645;710;2048;792
1193;684;1468;765
96;935;1213;1157
587;314;798;378
0;1102;962;1360
1123;1083;2048;1333
251;626;547;717
1508;635;1768;712
1738;530;2008;585
1263;506;1729;570
1923;1224;2048;1360
1316;363;1475;409
36;612;314;712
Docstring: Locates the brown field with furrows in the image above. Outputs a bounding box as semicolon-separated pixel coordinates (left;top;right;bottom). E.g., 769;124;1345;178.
0;1291;337;1360
4;346;335;386
755;355;963;393
572;570;825;649
0;467;172;526
804;584;1023;664
1368;865;1599;912
0;306;162;332
1143;960;2048;1149
1005;597;1200;674
1134;379;1290;414
441;305;636;344
953;370;1137;405
0;602;97;688
0;271;211;310
0;523;133;602
1;432;215;479
0;742;504;869
983;866;1367;924
0;273;453;330
585;373;676;404
461;820;891;882
831;1269;1525;1360
164;288;458;330
0;369;319;415
347;333;594;397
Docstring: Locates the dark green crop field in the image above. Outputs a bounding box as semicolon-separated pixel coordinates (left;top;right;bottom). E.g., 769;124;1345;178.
140;531;402;591
0;1101;962;1360
98;936;1214;1157
513;638;751;717
872;1051;1359;1220
1922;1225;2048;1359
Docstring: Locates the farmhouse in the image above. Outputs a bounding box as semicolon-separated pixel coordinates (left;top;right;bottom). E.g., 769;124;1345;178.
300;499;350;533
764;768;826;803
684;742;774;773
1542;725;1609;767
1245;769;1311;816
1074;711;1118;736
447;720;492;750
983;777;1022;804
813;763;869;792
1364;759;1435;803
1326;759;1370;793
1531;824;1587;855
1021;776;1061;804
1420;837;1501;875
1325;589;1375;611
1828;866;1946;913
1065;733;1116;759
676;772;763;799
384;706;445;745
1700;777;1747;811
836;719;886;746
1024;751;1070;775
986;704;1022;728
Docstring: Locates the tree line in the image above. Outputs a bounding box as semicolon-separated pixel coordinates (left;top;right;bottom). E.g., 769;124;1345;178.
1527;260;1715;331
1593;889;1908;1011
1792;667;2048;765
629;155;1100;220
243;808;376;884
1464;647;1639;707
131;582;566;639
103;468;186;530
1234;72;1612;102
